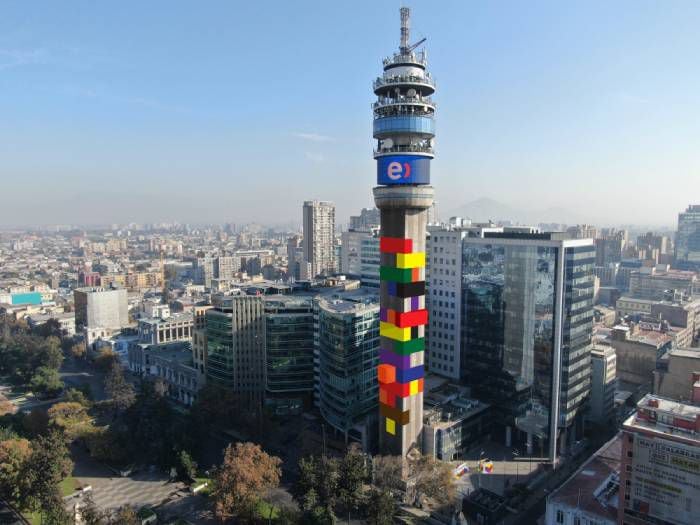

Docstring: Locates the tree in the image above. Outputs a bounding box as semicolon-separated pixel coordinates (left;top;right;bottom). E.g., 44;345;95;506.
366;489;396;525
110;505;140;525
178;449;197;481
413;455;455;504
22;430;73;512
47;401;93;441
29;366;64;398
372;455;404;494
212;442;281;524
338;445;368;519
22;407;49;437
104;362;135;412
0;438;31;502
77;493;108;525
70;342;86;359
292;455;339;522
65;387;92;407
0;394;14;416
38;486;71;525
94;348;119;372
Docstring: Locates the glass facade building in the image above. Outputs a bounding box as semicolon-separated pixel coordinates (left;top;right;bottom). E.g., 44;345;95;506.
316;296;380;443
676;204;700;271
264;296;315;415
459;234;595;461
205;295;266;405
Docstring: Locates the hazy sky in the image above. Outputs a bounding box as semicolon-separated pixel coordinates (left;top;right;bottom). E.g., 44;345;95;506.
1;1;699;228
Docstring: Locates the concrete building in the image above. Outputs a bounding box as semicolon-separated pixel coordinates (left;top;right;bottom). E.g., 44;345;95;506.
428;230;596;462
595;230;627;267
315;291;380;449
205;294;266;406
422;379;491;461
610;323;674;386
360;234;380;288
619;394;700;525
373;7;434;458
340;229;373;277
590;345;617;425
675;204;700;271
302;200;336;277
628;265;697;301
545;434;621;525
654;348;700;403
137;312;193;345
73;286;128;330
349;207;380;232
264;295;315;415
215;256;240;281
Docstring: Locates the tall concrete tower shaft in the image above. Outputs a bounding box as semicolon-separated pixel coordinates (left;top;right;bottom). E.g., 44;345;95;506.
373;7;435;457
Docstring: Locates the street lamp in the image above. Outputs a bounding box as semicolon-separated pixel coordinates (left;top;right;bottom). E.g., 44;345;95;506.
513;449;520;484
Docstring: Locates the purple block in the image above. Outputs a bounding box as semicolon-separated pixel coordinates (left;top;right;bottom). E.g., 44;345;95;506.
380;348;412;369
380;308;388;322
411;296;420;310
387;282;397;296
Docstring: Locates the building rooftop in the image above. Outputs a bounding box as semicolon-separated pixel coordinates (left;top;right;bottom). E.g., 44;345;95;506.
623;394;700;444
548;434;621;521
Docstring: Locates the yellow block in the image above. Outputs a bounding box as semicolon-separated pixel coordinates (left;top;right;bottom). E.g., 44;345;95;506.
396;252;426;269
380;322;411;342
409;379;419;395
386;418;396;435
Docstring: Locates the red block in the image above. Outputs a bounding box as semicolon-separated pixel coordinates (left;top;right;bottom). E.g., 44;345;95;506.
380;237;413;254
396;309;428;328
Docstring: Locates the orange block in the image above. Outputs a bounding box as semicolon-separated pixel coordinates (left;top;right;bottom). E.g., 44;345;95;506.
379;385;395;407
377;364;396;384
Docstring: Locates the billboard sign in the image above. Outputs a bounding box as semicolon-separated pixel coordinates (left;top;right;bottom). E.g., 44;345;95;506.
377;155;430;185
630;435;700;525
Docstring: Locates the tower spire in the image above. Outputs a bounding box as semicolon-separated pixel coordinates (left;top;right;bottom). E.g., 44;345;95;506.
400;7;410;54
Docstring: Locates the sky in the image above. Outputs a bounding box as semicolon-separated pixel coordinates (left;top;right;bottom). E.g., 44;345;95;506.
1;0;699;228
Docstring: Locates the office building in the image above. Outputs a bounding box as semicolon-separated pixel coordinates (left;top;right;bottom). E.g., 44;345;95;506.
340;230;373;277
205;294;266;406
675;204;700;271
315;292;380;448
193;255;214;288
360;234;380;288
349;207;380;232
628;265;697;301
215;256;240;281
654;348;700;402
595;230;627;267
428;231;595;461
74;286;128;330
619;394;700;525
609;323;673;386
302;200;336;277
373;7;434;458
264;295;315;415
590;345;617;425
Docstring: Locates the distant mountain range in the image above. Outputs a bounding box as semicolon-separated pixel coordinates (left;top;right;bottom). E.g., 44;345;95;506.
445;198;586;226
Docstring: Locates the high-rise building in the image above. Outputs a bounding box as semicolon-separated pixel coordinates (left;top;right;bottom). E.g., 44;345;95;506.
595;230;627;267
427;231;595;461
628;265;697;301
340;230;373;277
349;208;380;232
205;294;266;406
215;256;239;281
193;255;214;288
264;296;315;415
373;7;435;457
675;204;700;271
73;286;129;330
589;344;617;425
315;293;380;448
360;234;381;288
619;394;700;525
302;200;336;277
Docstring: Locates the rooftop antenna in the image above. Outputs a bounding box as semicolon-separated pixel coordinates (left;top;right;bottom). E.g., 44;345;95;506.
399;7;427;55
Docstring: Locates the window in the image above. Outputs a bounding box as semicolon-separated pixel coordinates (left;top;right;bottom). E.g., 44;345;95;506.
556;510;564;524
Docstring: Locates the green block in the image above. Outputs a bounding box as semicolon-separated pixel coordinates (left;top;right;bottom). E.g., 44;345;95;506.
390;338;425;355
380;266;414;283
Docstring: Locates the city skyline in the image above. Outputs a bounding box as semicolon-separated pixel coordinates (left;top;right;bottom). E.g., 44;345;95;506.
2;1;700;227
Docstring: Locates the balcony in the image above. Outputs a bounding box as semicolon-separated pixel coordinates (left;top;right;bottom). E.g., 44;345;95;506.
373;96;436;111
373;74;436;96
374;143;434;158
